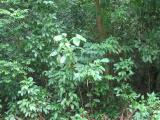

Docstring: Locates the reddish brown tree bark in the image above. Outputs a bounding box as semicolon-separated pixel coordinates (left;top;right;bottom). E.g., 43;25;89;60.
95;0;106;40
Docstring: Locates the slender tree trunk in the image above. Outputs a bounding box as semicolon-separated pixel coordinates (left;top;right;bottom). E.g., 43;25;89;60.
95;0;106;40
95;0;113;75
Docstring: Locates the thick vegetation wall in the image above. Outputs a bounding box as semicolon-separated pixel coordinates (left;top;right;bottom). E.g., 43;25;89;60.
0;0;160;119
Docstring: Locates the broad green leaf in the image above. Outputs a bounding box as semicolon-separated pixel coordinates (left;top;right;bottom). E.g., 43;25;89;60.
0;9;11;15
60;55;66;64
62;33;67;37
93;99;100;103
72;37;80;46
50;50;57;57
54;35;63;41
76;34;86;42
100;58;110;63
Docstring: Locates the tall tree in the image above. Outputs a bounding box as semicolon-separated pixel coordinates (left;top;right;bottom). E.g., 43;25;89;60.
95;0;106;39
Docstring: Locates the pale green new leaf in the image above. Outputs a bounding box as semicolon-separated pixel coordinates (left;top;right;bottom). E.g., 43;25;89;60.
76;34;86;42
72;37;80;46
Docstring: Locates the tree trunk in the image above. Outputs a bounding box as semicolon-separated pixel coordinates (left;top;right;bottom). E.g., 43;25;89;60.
95;0;106;40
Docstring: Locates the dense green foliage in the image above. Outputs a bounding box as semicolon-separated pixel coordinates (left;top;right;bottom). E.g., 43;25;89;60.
0;0;160;119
